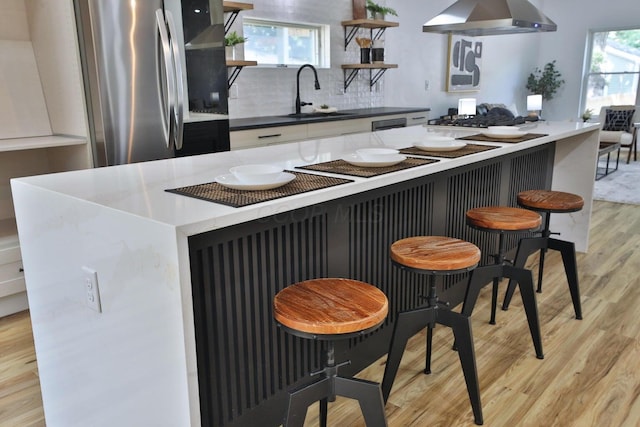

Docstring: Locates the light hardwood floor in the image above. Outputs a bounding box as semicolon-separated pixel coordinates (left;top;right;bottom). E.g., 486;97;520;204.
2;200;639;426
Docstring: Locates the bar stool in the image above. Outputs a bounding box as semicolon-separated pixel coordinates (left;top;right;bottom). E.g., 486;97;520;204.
273;278;389;427
381;236;484;425
501;190;584;319
461;206;544;359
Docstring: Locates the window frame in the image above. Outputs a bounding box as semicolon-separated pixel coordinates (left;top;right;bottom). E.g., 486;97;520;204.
581;28;640;118
242;17;331;69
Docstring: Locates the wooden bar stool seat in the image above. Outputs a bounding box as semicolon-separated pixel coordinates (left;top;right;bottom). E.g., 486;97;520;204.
517;189;584;213
390;236;482;271
466;206;542;231
382;236;484;425
502;190;584;320
274;278;388;427
461;206;545;360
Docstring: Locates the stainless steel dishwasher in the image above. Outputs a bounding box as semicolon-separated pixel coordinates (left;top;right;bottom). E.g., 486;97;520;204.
371;117;407;131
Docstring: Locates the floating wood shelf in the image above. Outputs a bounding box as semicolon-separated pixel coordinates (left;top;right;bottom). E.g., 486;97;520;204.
223;1;253;12
340;20;398;91
227;60;258;88
223;1;254;34
341;19;399;48
341;64;398;91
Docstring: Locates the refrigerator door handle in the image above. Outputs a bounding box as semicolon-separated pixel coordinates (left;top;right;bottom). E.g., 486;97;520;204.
155;8;175;149
165;10;184;151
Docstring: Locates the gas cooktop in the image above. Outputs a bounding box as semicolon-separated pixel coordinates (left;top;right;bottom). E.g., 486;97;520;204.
428;114;532;128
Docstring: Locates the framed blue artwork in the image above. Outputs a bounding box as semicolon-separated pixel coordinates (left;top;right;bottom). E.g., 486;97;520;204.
447;34;482;92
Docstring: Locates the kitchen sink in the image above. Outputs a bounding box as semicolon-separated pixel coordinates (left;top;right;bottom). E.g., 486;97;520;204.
281;112;354;119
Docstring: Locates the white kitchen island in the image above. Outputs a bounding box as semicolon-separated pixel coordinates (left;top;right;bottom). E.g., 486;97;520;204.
11;121;599;427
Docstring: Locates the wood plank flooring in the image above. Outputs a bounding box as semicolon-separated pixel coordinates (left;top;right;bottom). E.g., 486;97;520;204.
0;307;43;426
1;200;639;426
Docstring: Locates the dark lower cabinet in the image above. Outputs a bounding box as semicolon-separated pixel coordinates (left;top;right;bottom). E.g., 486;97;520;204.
176;120;230;157
188;143;555;426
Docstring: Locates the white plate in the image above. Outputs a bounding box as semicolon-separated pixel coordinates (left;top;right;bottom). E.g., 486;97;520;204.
313;107;338;114
343;153;406;167
482;130;528;139
215;172;295;190
414;139;467;152
356;147;400;162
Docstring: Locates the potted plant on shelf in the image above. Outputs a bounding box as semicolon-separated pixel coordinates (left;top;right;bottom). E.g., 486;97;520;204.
526;60;565;101
225;31;247;61
365;0;397;20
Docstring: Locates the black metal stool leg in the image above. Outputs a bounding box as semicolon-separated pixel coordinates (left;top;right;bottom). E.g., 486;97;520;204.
284;377;331;427
319;399;328;427
334;377;388;427
425;326;433;374
503;265;544;359
381;307;436;402
424;275;438;374
548;238;583;319
437;309;484;425
536;247;548;293
490;277;499;325
453;264;501;352
461;265;503;318
502;237;546;310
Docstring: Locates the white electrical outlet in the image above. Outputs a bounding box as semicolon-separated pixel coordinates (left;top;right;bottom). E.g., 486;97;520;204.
82;266;102;312
229;84;238;99
424;80;430;91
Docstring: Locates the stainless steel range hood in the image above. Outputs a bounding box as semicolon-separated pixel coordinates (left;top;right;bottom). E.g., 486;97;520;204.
422;0;557;36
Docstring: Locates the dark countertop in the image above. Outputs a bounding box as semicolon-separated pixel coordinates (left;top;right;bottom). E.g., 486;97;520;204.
229;107;430;131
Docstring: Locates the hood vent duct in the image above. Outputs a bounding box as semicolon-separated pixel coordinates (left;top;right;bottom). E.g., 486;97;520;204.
422;0;557;36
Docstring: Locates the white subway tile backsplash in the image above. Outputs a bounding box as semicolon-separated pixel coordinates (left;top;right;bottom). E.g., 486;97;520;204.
227;0;385;119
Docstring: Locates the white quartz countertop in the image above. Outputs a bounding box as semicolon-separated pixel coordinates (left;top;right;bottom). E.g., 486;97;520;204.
12;121;599;237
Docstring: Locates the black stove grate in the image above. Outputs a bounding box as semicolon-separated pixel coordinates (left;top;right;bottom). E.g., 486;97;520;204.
429;114;529;128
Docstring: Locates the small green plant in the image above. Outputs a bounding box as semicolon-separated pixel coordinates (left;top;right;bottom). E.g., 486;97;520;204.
365;0;398;18
526;60;565;101
581;108;593;122
320;104;330;109
225;31;246;46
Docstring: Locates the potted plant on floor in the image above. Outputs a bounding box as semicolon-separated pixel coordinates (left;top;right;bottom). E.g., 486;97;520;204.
225;31;246;61
365;0;397;20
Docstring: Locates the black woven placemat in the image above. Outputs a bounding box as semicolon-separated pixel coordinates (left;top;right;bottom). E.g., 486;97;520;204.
165;171;352;208
399;143;499;158
296;157;438;178
456;133;548;143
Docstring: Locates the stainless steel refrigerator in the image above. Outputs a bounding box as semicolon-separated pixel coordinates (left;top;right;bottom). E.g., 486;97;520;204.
75;0;230;166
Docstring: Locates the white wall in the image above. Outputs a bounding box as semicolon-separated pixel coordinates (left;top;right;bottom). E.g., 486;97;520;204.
228;0;638;121
383;0;543;118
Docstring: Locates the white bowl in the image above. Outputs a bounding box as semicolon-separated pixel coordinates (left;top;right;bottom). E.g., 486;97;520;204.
420;135;456;143
486;126;519;135
414;140;467;152
355;148;400;162
229;164;284;184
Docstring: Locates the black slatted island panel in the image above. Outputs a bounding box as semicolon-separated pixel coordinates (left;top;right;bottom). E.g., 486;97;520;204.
188;143;555;426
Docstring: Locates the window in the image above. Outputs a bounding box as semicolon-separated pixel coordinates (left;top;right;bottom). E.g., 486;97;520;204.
582;29;640;115
242;18;330;68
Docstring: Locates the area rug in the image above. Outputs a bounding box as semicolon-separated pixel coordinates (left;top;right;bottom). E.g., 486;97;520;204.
593;157;640;205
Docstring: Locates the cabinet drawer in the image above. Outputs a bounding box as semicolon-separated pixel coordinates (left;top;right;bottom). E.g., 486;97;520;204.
307;118;370;139
0;260;23;282
0;276;26;298
231;125;307;150
0;245;21;265
406;112;429;126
